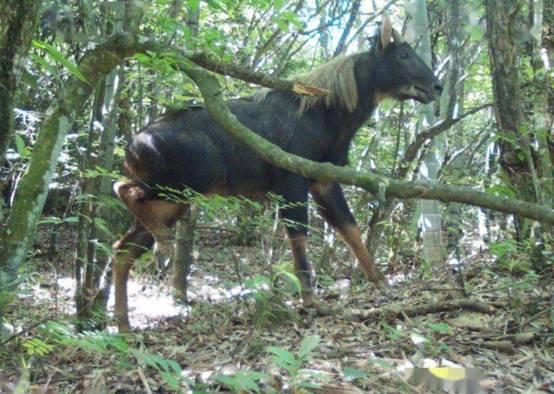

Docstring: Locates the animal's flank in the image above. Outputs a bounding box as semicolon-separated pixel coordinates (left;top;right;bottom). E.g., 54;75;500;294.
294;55;359;114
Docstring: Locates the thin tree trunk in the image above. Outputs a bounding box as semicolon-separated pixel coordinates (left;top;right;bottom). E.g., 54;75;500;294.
411;0;445;267
443;0;464;260
485;0;540;246
172;0;200;302
173;205;198;302
75;3;126;329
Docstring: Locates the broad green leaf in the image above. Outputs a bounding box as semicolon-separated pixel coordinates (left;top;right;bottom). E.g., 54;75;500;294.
343;367;367;381
167;360;182;374
298;335;320;359
160;371;180;390
266;346;296;366
215;376;236;389
278;271;302;294
15;134;27;157
32;39;89;83
235;372;260;393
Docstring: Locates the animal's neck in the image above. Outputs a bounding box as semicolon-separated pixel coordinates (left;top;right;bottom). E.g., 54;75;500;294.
324;52;379;139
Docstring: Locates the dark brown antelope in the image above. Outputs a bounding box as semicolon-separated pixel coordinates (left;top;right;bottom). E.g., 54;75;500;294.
112;15;442;331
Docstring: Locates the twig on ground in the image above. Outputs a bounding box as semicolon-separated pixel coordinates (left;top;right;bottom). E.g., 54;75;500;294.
137;368;153;394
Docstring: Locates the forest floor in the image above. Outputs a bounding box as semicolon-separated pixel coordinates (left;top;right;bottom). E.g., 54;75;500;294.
1;225;553;393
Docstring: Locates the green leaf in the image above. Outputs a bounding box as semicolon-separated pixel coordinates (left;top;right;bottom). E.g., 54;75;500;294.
32;39;89;84
426;322;452;334
31;52;57;75
167;360;182;375
297;380;321;389
298;335;320;359
94;218;114;237
343;367;366;381
15;134;28;157
39;216;63;225
160;371;180;390
187;0;201;11
234;372;261;393
278;271;302;294
216;375;236;390
267;346;297;366
485;184;517;198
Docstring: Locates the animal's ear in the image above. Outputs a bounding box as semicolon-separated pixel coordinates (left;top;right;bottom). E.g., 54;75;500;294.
381;14;393;49
392;28;405;43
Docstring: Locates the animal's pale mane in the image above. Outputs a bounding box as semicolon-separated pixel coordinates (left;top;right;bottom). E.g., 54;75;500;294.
251;54;361;113
294;54;358;114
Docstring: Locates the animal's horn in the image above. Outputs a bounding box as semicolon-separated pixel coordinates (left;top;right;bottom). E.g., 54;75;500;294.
381;14;392;49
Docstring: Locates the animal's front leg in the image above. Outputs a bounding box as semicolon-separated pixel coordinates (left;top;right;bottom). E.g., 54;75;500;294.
310;182;387;286
278;180;314;305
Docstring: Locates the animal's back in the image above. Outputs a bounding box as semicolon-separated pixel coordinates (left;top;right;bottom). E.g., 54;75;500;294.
125;90;334;197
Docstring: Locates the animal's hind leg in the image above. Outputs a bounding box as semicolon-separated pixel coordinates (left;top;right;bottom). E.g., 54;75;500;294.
112;219;155;331
310;182;386;285
114;181;185;257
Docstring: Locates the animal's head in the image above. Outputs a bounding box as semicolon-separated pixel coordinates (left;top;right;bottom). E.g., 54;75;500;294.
374;15;442;104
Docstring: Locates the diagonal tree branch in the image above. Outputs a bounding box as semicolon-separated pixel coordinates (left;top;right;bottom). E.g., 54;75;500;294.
184;50;329;96
402;104;492;170
181;60;554;225
333;0;361;56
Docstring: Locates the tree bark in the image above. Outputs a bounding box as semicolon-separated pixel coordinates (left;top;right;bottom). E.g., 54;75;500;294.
485;0;538;235
443;0;465;259
0;0;40;161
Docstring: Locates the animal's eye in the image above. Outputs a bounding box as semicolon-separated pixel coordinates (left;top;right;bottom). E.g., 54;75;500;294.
399;51;409;59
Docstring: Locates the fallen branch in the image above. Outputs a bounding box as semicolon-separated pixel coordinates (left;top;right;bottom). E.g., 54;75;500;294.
479;340;515;354
342;299;496;322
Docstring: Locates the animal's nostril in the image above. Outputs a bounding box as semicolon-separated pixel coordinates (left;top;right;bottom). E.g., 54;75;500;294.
434;83;443;93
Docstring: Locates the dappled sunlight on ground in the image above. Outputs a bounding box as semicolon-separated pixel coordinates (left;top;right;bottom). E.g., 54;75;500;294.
21;272;256;330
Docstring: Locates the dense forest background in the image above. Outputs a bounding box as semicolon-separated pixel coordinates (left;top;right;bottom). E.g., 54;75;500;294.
0;0;552;392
